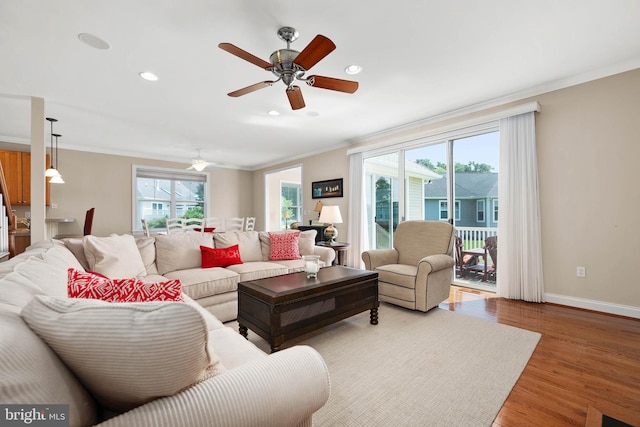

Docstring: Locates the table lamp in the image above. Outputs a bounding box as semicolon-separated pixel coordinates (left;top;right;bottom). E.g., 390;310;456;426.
318;205;343;243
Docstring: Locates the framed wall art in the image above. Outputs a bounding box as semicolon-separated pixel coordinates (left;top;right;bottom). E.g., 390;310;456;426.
312;178;343;199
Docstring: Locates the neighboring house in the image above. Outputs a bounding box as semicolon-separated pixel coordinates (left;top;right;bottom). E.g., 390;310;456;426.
424;173;498;228
136;178;204;224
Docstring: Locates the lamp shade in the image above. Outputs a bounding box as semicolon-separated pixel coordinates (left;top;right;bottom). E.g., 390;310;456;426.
318;205;343;224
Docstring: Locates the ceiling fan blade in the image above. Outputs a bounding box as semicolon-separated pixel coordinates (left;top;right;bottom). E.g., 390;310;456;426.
286;86;305;110
293;35;336;71
307;75;359;93
228;81;274;97
218;43;273;69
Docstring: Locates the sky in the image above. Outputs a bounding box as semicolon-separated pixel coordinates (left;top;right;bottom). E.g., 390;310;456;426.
404;131;499;172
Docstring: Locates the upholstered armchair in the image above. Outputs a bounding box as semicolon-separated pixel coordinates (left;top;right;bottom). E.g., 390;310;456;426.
362;220;456;312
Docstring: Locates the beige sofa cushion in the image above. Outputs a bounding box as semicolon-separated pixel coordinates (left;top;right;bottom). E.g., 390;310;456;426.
155;233;214;275
83;234;147;278
62;237;90;270
214;231;262;262
22;296;224;413
135;236;158;275
226;261;289;282
163;267;239;300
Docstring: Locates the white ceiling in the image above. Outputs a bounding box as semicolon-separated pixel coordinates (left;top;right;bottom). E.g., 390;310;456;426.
1;1;639;170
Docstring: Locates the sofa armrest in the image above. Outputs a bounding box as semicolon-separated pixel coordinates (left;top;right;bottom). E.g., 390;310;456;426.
361;249;399;270
312;245;336;266
97;345;330;427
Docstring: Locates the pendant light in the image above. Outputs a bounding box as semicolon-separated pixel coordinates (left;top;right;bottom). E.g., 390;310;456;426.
49;133;65;184
45;117;61;178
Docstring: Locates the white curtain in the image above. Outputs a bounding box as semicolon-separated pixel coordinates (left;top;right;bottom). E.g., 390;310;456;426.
347;152;368;268
497;112;545;302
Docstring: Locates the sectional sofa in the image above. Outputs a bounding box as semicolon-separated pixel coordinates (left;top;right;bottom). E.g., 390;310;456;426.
0;235;331;426
61;230;335;322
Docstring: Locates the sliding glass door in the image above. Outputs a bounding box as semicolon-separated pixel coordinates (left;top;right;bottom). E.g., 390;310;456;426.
362;128;499;290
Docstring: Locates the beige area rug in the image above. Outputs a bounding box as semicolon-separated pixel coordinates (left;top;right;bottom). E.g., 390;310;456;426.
230;303;541;427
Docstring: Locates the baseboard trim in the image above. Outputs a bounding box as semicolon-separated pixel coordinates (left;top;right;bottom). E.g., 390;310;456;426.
545;293;640;319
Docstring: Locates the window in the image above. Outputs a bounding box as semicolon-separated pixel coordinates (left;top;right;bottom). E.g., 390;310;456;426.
476;200;485;223
133;166;208;232
281;181;302;228
439;200;460;221
492;199;498;223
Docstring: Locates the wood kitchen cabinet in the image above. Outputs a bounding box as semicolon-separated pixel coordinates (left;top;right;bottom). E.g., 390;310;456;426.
0;150;50;205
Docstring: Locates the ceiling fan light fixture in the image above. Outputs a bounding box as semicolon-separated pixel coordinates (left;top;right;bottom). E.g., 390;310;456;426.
191;160;207;172
345;64;362;75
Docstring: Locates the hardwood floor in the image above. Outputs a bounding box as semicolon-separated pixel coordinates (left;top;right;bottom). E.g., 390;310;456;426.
439;286;640;427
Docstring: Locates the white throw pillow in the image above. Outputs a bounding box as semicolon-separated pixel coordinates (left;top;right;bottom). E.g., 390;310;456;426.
214;231;262;261
155;233;214;275
83;234;147;278
21;295;224;413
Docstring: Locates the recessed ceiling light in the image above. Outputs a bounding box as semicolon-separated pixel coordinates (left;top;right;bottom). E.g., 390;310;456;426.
345;64;362;75
307;111;320;117
78;33;111;50
268;110;280;116
139;71;159;82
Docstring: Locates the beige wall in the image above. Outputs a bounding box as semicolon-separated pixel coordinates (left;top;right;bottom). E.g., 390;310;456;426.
43;149;253;236
533;69;640;308
253;148;350;239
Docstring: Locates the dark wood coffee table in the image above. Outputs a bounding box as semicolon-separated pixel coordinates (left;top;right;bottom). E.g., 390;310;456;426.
238;266;379;353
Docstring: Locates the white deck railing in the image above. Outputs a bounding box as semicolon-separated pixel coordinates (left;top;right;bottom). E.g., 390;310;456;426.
455;226;497;250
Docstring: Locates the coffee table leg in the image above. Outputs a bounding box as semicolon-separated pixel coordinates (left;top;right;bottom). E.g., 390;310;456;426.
239;324;248;339
370;307;379;325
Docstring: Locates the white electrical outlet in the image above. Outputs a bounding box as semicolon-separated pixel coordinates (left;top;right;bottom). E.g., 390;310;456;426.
576;266;586;278
51;203;58;209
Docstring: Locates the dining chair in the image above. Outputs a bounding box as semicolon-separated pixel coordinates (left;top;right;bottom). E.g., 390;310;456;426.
183;218;205;233
141;218;150;237
165;218;184;234
83;208;95;236
204;217;224;232
225;217;244;232
244;217;256;231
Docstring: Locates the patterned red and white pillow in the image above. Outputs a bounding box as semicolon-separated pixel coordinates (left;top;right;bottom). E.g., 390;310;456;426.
67;269;184;302
115;278;183;302
200;245;243;268
68;268;119;301
268;231;302;260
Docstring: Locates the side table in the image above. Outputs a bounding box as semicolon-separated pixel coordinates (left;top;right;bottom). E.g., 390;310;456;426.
316;241;350;266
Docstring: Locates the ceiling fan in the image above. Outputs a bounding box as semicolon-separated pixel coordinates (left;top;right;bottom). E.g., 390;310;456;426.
186;150;212;171
218;26;359;110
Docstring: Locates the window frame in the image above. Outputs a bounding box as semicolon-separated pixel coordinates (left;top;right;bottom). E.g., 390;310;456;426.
132;165;210;233
476;199;486;223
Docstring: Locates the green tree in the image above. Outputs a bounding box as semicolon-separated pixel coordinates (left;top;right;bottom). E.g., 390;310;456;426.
184;205;204;219
454;161;493;173
415;159;446;173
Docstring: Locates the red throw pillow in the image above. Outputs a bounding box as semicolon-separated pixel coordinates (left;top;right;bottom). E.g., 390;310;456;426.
200;244;243;268
67;268;184;302
268;231;302;260
114;278;184;302
68;268;119;301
